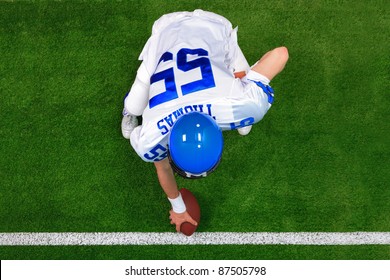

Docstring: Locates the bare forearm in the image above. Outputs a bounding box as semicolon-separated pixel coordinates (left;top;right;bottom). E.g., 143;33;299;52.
154;159;189;218
251;46;289;81
154;158;179;199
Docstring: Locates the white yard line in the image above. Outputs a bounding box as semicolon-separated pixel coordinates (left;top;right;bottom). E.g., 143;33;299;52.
1;232;390;246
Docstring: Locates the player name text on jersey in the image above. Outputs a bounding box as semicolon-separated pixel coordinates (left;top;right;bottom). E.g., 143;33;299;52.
157;103;215;135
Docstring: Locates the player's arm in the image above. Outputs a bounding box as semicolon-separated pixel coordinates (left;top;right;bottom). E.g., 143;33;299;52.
154;159;197;232
251;46;289;81
235;47;289;81
124;62;151;116
229;47;289;129
234;71;246;79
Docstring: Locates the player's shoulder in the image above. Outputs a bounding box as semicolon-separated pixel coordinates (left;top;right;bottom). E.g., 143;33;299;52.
152;10;233;35
130;121;169;162
193;9;233;28
152;11;192;34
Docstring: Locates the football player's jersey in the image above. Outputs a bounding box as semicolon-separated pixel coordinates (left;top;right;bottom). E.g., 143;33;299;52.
126;10;274;162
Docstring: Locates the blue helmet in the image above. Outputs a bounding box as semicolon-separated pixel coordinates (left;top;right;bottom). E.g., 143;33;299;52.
168;112;223;179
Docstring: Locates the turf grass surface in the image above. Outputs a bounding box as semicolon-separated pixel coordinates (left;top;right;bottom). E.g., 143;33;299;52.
0;0;389;259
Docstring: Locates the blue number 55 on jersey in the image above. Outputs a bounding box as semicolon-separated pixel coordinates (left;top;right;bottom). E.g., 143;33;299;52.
149;48;216;109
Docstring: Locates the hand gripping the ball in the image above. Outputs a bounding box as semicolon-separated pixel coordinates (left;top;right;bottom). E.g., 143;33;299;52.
170;188;201;236
169;210;198;233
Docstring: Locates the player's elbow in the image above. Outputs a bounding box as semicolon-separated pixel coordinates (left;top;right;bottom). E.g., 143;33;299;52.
275;46;289;64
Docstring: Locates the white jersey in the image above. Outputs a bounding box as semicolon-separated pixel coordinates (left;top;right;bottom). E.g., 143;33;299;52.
124;10;274;162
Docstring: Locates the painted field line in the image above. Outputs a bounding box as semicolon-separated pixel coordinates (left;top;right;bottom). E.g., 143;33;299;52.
1;232;390;246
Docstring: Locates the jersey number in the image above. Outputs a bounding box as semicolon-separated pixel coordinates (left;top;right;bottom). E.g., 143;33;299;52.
149;48;216;108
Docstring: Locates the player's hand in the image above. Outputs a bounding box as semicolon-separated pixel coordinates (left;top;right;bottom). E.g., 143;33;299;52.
169;210;198;233
234;71;246;79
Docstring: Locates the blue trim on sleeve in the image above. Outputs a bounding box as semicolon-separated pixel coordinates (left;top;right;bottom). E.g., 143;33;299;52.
249;80;274;104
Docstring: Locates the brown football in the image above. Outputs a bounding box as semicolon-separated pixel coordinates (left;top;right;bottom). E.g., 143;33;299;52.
179;188;201;236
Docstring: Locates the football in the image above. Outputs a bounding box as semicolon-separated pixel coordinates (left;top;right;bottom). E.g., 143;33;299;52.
179;188;201;236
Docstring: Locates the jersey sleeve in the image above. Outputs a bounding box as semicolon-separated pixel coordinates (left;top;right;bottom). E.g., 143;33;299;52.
213;70;274;131
130;123;169;162
124;62;151;116
244;70;274;107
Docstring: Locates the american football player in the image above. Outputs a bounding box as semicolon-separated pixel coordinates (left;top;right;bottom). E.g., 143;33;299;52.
121;10;289;232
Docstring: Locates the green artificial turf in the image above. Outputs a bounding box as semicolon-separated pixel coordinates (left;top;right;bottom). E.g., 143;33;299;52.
0;0;389;259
